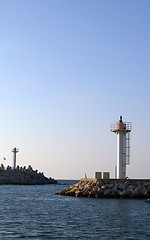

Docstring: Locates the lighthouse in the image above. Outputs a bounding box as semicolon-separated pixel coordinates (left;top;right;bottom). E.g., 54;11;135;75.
110;116;131;179
12;147;19;169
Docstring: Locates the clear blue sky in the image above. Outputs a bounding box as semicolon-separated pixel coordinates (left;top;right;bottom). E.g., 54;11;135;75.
0;0;150;179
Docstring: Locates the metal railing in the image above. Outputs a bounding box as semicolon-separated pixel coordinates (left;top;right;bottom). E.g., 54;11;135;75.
110;122;131;132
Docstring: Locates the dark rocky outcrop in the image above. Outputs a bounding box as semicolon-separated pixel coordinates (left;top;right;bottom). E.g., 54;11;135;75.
0;164;57;185
58;178;150;199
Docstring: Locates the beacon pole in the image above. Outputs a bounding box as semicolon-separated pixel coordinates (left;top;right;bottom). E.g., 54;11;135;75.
12;147;19;169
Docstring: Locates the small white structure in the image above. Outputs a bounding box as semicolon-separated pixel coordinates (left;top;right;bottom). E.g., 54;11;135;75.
103;172;110;179
111;116;131;179
12;147;19;169
95;172;102;179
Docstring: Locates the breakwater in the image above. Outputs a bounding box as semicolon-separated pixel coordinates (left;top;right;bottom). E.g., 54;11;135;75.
59;178;150;198
0;165;57;184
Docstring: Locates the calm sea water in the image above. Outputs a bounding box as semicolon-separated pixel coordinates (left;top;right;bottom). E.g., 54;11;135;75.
0;180;149;239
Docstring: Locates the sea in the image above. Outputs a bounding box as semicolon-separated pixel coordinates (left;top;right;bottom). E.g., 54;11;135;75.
0;180;149;240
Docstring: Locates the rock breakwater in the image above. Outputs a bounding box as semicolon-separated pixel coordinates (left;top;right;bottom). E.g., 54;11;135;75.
0;164;57;185
59;178;150;198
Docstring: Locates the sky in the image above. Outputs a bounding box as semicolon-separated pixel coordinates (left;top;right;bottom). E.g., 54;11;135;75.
0;0;150;179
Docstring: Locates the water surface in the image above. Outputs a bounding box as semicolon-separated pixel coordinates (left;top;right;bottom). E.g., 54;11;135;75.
0;182;149;239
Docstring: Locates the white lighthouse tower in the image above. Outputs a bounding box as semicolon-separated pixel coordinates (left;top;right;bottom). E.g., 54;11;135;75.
110;116;131;179
12;147;19;169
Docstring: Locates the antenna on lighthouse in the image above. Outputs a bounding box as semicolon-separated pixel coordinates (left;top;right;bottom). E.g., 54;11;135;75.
110;116;131;179
12;147;19;169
